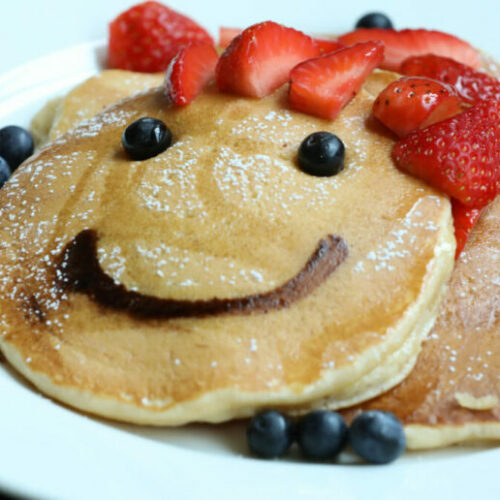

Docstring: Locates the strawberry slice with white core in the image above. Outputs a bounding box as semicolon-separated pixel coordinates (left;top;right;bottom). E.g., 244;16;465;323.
216;21;321;98
338;29;480;72
165;42;219;106
289;41;384;120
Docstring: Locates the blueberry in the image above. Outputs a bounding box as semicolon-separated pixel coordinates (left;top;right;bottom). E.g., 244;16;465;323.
355;13;394;29
247;410;294;458
297;410;348;460
122;117;173;160
298;132;345;177
349;411;406;464
0;156;11;189
0;126;34;171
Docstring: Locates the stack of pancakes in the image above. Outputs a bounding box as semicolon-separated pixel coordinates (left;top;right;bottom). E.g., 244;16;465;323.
0;60;498;450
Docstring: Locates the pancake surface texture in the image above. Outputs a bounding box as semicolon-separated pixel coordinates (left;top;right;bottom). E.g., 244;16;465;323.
0;76;454;424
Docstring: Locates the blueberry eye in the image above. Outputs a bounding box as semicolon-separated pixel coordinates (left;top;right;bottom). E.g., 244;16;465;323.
0;156;11;189
298;132;345;177
355;12;394;29
122;117;173;160
0;125;34;171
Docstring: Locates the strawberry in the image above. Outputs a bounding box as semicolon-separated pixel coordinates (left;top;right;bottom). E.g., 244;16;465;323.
165;42;219;106
215;21;321;98
451;199;482;259
392;99;500;207
288;41;384;120
219;27;242;48
313;38;345;55
338;29;480;72
108;1;213;73
373;76;462;137
401;54;500;105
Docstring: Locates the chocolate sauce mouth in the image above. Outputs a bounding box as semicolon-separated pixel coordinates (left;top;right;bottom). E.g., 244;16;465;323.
57;230;348;319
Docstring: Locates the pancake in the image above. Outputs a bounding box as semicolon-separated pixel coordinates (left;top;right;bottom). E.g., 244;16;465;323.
0;75;454;425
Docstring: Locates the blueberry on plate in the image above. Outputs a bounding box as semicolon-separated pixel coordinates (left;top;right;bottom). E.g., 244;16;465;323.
349;410;406;464
247;410;294;458
298;132;345;177
0;156;12;189
0;126;34;171
355;13;394;30
297;410;348;460
122;117;173;160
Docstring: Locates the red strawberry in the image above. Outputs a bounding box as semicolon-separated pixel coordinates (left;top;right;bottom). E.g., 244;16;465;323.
165;42;219;106
392;99;500;207
401;54;500;105
451;199;482;259
338;29;480;72
373;76;462;137
216;21;321;98
218;27;242;49
313;38;345;55
288;41;384;120
108;1;213;73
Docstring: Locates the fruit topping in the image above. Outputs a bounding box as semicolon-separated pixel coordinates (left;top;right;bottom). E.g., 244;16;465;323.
338;29;480;72
355;12;394;30
373;76;462;138
392;99;500;207
401;54;500;106
451;199;482;259
349;411;406;464
0;126;34;171
108;1;213;73
122;118;173;160
289;41;384;120
247;410;294;458
165;42;219;106
215;21;321;98
298;132;345;177
313;38;345;55
0;156;11;189
296;410;348;460
218;27;242;49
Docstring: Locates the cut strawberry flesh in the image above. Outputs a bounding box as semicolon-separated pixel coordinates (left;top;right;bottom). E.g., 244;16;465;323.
338;29;480;72
218;27;242;49
313;38;345;55
451;199;483;259
289;41;384;120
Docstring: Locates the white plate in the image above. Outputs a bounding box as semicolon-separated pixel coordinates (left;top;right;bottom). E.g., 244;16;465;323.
1;40;500;500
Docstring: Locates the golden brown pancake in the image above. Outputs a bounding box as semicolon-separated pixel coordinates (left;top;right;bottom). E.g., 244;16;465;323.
0;77;454;424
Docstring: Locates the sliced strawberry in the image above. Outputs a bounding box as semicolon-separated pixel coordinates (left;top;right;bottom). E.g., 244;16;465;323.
401;54;500;105
338;29;480;72
165;42;218;106
288;41;384;120
313;38;345;55
451;199;482;259
219;27;242;49
108;1;213;73
392;99;500;207
373;76;462;137
216;21;321;98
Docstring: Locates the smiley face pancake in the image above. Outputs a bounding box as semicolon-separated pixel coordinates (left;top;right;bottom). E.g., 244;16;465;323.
0;79;455;425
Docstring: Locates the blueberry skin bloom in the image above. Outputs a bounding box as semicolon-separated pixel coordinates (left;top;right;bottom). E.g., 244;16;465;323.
298;132;345;177
0;126;34;171
247;410;294;458
0;156;12;189
122;117;173;160
349;410;406;464
355;13;394;29
297;410;348;460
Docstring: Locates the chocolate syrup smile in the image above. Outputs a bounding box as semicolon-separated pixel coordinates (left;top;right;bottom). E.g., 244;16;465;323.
58;230;348;319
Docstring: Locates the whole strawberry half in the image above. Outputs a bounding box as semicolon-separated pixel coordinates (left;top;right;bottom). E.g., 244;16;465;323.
393;99;500;207
451;199;482;259
401;54;500;105
338;29;480;72
108;1;213;73
216;21;321;98
289;41;384;120
373;76;462;137
165;42;219;106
